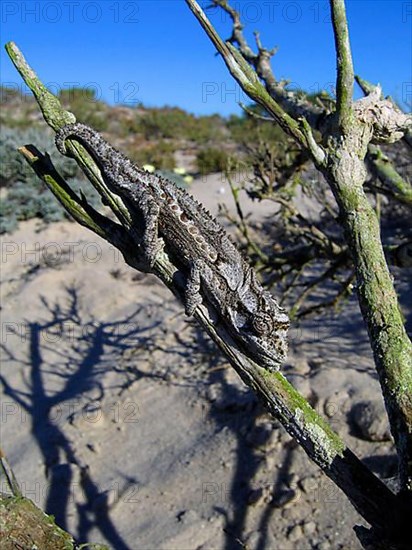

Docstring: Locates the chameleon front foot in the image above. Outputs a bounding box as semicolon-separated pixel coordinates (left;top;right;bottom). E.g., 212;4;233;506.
184;259;204;316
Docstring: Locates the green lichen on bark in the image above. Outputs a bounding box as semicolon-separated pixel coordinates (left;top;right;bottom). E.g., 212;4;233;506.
0;495;75;550
0;494;110;549
330;0;354;125
368;144;412;205
324;130;412;492
259;368;345;464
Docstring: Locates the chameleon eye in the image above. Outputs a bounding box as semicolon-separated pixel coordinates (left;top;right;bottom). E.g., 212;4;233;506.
251;313;273;336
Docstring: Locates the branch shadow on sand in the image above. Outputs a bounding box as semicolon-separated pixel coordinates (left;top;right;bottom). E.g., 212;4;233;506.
165;320;301;550
2;270;406;549
0;283;165;549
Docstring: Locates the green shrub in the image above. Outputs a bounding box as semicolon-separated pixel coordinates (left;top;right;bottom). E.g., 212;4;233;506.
117;115;144;137
227;106;286;146
196;147;230;175
58;88;109;131
131;107;225;144
0;86;40;129
126;140;176;170
1;126;81;185
0;126;101;234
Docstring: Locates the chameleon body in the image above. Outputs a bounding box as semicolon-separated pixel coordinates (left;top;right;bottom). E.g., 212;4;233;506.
55;123;289;370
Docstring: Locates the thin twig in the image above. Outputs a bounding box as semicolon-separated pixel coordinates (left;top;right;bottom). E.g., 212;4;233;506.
330;0;354;127
366;144;412;205
210;0;325;128
186;0;308;148
297;271;355;318
0;447;22;497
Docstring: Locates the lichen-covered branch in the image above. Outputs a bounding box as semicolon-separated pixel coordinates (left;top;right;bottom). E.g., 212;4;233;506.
1;447;108;549
0;494;109;550
366;144;412;205
323;139;412;496
326;3;412;497
189;0;412;504
330;0;354;127
356;75;412;149
354;76;412;204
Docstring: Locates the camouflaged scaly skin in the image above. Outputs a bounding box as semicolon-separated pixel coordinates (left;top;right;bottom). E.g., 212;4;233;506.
55;123;289;370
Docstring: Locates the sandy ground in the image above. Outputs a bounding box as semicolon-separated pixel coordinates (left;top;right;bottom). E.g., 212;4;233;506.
1;172;410;549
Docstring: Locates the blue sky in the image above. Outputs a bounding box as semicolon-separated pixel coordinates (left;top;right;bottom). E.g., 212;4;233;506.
1;1;411;116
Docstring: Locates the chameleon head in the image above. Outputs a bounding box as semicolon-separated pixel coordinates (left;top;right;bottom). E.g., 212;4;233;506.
251;307;289;370
230;292;289;371
251;311;276;335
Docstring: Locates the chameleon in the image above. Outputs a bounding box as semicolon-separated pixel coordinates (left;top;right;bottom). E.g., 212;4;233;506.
55;123;289;371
